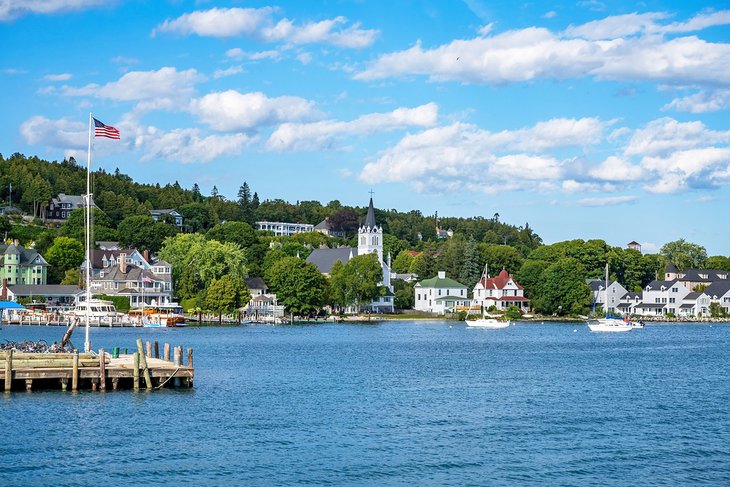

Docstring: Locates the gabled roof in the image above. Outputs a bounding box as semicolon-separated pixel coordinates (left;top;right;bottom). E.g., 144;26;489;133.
645;279;677;290
678;269;729;283
620;292;641;300
244;277;267;290
314;219;331;231
416;274;466;289
477;268;523;290
684;292;701;300
587;279;618;292
306;247;356;274
150;209;180;216
704;281;730;298
7;284;82;296
90;249;142;269
665;262;679;273
0;244;48;266
96;264;161;282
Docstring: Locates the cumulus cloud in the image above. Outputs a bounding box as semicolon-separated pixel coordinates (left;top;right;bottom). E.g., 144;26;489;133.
44;73;72;81
60;67;205;101
0;0;105;21
267;103;439;151
153;7;377;48
577;195;638;206
624;118;730;157
19;116;87;149
589;156;645;181
190;90;319;132
213;65;244;79
664;89;730;113
137;127;253;164
642;147;730;193
355;10;730;89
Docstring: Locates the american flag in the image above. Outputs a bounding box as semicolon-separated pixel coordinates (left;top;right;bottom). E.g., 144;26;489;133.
142;276;152;283
93;118;120;139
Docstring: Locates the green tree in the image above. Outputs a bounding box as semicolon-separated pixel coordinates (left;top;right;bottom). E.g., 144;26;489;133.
329;254;383;310
117;215;177;253
478;243;524;276
515;260;549;299
46;236;84;283
265;257;326;316
393;279;415;310
0;215;11;235
459;237;482;293
179;202;213;232
704;256;730;272
59;207;116;242
206;221;258;248
392;250;416;274
531;258;592;316
205;275;250;323
660;238;707;270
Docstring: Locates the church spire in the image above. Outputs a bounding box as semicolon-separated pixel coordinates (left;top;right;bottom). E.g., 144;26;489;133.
364;195;377;229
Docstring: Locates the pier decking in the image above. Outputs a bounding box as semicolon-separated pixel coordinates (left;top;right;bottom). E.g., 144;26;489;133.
1;340;194;392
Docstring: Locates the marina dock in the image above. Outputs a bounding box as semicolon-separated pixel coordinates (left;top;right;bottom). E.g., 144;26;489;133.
1;340;194;392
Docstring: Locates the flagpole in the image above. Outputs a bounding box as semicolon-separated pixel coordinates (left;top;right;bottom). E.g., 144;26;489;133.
85;112;92;353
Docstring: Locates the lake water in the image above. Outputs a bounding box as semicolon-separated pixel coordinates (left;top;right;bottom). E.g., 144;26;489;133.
1;321;729;486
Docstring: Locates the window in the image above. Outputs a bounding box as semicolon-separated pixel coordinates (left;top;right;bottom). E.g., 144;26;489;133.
669;298;675;303
672;287;678;292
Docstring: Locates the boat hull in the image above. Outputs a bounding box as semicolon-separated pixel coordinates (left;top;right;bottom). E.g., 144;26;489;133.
466;318;510;329
586;319;633;332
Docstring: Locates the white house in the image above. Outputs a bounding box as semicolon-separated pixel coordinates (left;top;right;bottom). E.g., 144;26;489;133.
703;281;730;314
616;291;642;316
634;279;689;317
90;253;173;308
414;271;468;315
150;209;183;230
256;221;314;236
587;278;628;313
473;268;530;312
677;292;711;318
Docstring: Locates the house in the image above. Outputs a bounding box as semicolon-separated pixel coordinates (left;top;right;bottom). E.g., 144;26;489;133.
616;291;642;316
587;278;628;313
95;241;120;250
83;248;150;279
1;282;83;309
627;241;642;252
664;264;729;290
46;193;96;220
677;292;711;318
634;279;689;317
89;253;173;307
0;240;48;285
414;271;468;314
256;221;314;236
306;196;394;313
241;277;284;319
703;281;730;314
314;218;346;238
436;227;454;239
473;268;530;312
150;209;183;230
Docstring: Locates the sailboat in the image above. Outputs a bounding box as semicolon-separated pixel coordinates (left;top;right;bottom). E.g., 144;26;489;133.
585;264;632;333
465;264;510;329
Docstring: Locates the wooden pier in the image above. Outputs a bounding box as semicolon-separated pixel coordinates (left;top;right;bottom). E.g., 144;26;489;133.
1;339;194;392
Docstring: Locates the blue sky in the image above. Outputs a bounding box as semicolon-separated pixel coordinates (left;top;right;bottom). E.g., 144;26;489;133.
1;1;730;255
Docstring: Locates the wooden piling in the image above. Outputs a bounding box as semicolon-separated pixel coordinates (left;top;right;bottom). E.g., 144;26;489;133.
72;351;79;391
136;339;152;390
99;348;106;391
173;346;182;388
187;348;193;368
154;341;159;359
25;379;32;392
4;349;12;392
163;343;171;362
133;352;140;391
145;341;152;358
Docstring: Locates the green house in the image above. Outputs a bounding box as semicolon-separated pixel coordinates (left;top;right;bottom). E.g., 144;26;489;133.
0;241;49;285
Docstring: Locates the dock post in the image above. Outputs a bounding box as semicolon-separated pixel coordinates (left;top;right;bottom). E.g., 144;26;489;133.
133;352;140;391
154;341;159;359
173;346;182;388
164;343;171;362
136;339;152;390
72;351;79;391
187;348;193;369
4;349;12;392
99;348;106;391
25;379;32;392
145;341;152;358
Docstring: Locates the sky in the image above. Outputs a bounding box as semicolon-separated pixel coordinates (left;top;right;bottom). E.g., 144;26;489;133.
1;1;730;255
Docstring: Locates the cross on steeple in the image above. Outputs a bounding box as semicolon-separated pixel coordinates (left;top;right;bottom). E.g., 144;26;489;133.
368;189;375;198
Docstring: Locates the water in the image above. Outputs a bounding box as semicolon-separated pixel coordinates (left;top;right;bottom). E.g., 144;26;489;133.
1;321;729;486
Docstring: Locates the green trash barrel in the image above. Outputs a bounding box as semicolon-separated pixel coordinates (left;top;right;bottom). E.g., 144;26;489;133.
112;347;119;358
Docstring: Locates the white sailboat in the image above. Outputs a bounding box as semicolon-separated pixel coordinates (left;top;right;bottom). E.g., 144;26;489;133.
586;264;632;333
465;264;510;329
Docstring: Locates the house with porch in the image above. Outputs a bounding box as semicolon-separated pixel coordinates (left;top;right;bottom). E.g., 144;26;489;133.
46;193;96;220
677;292;711;318
414;271;468;315
89;253;173;308
703;281;730;314
634;279;690;317
472;268;530;312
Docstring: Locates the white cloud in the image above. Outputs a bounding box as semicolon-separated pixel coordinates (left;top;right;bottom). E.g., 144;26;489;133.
642;147;730;193
19;116;87;149
663;89;730;113
213;65;244;79
577;195;638;206
60;67;204;101
562;180;617;192
190;90;318;132
589;156;645;181
154;7;377;48
355;12;730;89
267;103;438;151
624;118;730;157
44;73;72;81
226;48;282;61
0;0;105;21
137;127;253;164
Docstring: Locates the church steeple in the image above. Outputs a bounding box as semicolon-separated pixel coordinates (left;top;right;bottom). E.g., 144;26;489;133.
364;197;377;229
358;193;383;262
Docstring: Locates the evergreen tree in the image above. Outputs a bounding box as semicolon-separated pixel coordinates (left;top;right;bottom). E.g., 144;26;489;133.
459;236;481;293
191;183;201;202
211;185;219;197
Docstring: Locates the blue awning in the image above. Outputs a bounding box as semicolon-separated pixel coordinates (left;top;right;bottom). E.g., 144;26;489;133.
0;301;25;309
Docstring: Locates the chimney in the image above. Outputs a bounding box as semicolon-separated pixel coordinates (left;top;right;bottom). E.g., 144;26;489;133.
438;271;446;279
13;239;19;246
1;278;7;300
119;253;127;274
143;250;149;263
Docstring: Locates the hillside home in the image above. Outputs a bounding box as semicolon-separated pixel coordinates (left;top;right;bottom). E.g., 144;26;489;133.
664;264;729;291
0;241;48;285
150;209;183;230
46;193;96;220
473;268;530;312
414;271;468;314
256;221;314;236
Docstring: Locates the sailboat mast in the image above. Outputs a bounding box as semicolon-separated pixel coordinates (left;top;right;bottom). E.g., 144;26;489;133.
84;113;92;353
604;263;609;318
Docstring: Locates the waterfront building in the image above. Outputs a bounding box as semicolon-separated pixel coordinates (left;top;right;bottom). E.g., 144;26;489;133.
83;248;150;279
90;253;173;307
703;281;730;314
414;271;468;314
1;283;83;308
0;240;48;285
306;197;394;313
472;268;530;312
677;292;711;318
587;278;628;313
256;221;314;236
634;279;690;317
616;291;642;316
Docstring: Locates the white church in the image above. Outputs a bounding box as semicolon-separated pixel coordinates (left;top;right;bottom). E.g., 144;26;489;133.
306;196;395;313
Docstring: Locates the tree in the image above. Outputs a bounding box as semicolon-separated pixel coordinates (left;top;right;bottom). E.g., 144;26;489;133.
59;207;116;242
660;239;707;270
206;221;258;248
237;182;253;223
61;268;80;285
329;254;383;310
392;250;416;274
704;256;730;272
117;215;177;252
393;279;415;310
205;275;251;323
0;215;10;236
179;202;213;232
459;237;482;292
328;208;360;237
46;236;84;283
531;258;592;316
478;244;524;276
265;257;327;316
516;260;549;299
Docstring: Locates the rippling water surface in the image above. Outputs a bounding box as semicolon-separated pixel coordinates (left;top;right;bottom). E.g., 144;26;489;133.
1;321;729;486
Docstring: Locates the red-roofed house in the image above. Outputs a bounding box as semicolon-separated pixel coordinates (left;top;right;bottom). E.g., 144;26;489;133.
472;268;530;312
627;241;641;252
